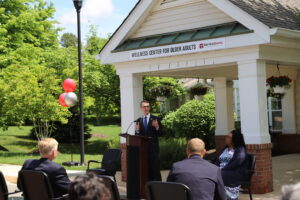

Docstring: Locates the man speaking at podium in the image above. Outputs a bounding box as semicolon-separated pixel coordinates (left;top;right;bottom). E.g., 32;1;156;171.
135;100;163;181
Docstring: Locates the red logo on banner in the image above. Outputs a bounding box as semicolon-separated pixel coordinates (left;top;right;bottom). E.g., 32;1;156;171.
199;43;204;49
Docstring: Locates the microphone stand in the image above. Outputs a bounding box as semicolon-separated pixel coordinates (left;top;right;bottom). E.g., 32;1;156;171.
120;120;138;137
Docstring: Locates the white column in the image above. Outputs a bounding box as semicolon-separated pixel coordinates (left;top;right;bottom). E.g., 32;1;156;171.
214;77;235;136
119;73;143;142
282;81;296;134
238;60;270;144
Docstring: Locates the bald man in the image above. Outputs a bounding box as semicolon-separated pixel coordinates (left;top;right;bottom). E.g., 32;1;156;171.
167;138;226;200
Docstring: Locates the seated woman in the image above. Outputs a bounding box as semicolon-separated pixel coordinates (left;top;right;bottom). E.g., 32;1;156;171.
215;130;248;200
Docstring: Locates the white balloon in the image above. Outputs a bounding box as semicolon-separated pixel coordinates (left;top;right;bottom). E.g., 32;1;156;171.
64;92;78;107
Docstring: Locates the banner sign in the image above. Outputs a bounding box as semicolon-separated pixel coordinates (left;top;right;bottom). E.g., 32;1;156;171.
129;38;225;60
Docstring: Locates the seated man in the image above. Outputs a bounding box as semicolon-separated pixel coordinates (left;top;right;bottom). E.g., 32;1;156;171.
167;138;226;200
18;138;71;197
69;173;111;200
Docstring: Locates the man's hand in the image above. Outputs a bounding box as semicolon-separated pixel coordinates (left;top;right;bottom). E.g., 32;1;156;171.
152;119;159;129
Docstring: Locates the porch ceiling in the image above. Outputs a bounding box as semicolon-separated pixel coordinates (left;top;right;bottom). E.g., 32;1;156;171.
139;63;300;80
142;64;238;79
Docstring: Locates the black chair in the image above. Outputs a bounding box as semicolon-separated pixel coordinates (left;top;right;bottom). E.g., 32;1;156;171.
147;181;192;200
18;170;67;200
0;171;21;200
241;154;256;200
97;175;121;200
87;148;121;182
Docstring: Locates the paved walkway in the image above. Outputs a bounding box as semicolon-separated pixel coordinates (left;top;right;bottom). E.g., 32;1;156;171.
1;154;300;199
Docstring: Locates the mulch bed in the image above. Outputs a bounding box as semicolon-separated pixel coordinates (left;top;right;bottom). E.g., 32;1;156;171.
91;133;108;138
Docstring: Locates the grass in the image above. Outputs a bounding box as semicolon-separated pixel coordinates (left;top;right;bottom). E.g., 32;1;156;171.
0;125;121;170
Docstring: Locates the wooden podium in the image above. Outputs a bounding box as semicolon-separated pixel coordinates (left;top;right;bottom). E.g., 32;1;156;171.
120;133;150;199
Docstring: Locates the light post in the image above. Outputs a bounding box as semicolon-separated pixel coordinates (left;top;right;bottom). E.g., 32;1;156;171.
72;0;85;165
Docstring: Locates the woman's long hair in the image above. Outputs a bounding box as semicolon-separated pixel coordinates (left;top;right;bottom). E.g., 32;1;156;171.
231;130;246;149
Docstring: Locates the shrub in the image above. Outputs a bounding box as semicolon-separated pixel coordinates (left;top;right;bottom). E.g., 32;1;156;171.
162;93;215;149
159;137;187;169
108;137;120;149
161;111;177;138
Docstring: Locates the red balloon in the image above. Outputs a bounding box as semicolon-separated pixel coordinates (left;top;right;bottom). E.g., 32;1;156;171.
62;78;76;92
59;93;68;107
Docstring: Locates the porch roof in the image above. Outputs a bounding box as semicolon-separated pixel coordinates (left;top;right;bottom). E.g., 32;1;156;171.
113;22;251;52
229;0;300;31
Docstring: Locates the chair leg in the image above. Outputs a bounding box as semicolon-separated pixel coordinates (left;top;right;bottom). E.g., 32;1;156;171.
249;187;253;200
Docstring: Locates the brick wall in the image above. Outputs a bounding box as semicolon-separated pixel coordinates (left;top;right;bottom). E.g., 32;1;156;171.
246;143;273;194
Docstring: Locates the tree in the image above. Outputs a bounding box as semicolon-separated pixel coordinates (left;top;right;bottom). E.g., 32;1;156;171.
60;33;77;48
0;0;60;69
0;0;121;134
79;26;120;123
0;53;71;139
83;54;120;123
85;25;107;55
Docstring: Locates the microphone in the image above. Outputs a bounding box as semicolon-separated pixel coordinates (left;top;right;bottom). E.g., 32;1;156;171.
125;120;138;134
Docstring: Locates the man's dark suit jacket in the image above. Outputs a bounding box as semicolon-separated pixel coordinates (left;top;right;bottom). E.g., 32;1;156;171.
135;114;163;181
17;158;71;198
215;146;248;187
167;155;226;200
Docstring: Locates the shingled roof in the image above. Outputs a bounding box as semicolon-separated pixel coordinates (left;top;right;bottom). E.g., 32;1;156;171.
228;0;300;31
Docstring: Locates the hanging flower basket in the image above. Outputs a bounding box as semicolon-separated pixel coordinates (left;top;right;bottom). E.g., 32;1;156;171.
194;95;203;101
266;76;292;88
189;83;209;99
266;76;291;98
273;86;285;94
156;96;167;102
267;89;284;99
149;85;173;101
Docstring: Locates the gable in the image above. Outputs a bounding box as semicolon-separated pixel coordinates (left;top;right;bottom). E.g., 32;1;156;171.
98;0;273;64
130;0;235;38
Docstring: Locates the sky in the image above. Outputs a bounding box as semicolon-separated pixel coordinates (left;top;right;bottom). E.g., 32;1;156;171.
48;0;139;39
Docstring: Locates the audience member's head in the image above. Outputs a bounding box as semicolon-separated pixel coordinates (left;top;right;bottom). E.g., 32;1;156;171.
38;138;59;160
280;182;300;200
225;130;246;149
186;138;206;158
69;173;111;200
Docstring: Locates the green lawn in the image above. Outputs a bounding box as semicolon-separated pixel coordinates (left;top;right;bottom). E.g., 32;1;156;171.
0;125;121;170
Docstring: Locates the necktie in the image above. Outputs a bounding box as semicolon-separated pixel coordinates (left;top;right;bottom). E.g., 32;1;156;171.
143;116;148;132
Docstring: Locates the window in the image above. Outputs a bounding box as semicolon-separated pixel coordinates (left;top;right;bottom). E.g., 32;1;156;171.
267;97;282;132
